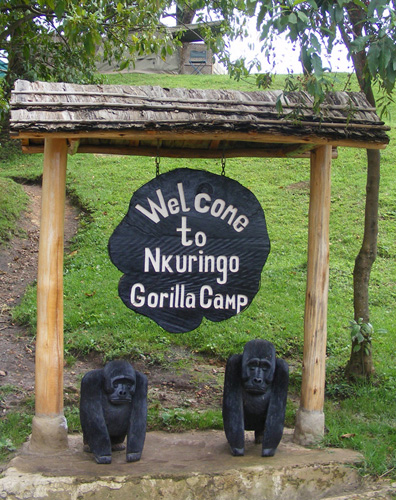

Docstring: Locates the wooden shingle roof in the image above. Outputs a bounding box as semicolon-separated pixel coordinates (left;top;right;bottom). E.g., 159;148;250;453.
10;80;390;158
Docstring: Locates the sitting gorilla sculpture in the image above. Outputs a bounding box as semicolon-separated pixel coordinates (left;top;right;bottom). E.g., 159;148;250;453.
222;339;289;457
80;360;147;464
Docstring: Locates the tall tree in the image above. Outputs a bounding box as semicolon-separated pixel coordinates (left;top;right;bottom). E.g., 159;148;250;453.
250;0;395;378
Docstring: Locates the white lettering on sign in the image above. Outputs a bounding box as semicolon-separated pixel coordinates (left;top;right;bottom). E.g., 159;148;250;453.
134;183;190;223
194;192;249;232
134;188;168;223
135;182;249;232
130;283;196;309
130;283;248;313
200;285;248;313
176;216;193;247
144;247;240;285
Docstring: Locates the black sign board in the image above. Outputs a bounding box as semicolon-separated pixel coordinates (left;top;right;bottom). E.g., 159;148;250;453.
108;168;270;333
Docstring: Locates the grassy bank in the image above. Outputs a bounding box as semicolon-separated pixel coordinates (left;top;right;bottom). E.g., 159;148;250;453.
0;73;395;476
0;136;29;243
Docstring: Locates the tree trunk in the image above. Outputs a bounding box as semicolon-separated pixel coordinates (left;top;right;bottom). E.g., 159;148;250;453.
339;9;380;379
345;148;379;379
353;148;380;323
345;340;375;380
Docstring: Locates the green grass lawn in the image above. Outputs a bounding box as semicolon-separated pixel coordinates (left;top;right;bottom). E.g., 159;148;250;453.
0;72;395;476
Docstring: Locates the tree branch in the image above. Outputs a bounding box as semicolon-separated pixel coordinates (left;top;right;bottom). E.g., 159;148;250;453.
0;12;40;42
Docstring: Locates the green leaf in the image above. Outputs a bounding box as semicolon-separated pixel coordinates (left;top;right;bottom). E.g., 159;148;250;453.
349;36;370;53
367;43;381;77
258;21;271;41
309;33;321;53
289;13;298;24
300;47;313;74
256;4;268;28
361;322;373;335
83;33;95;56
311;52;323;75
119;60;129;71
334;4;344;24
357;332;365;343
297;11;309;23
379;43;392;74
23;44;30;60
352;0;367;10
275;96;284;114
367;0;387;17
54;0;66;18
353;344;361;353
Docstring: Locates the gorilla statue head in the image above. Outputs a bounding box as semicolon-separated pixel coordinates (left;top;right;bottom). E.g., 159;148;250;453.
241;339;276;394
103;360;137;404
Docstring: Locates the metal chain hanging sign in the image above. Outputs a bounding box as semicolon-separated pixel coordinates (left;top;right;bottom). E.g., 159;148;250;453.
108;168;270;333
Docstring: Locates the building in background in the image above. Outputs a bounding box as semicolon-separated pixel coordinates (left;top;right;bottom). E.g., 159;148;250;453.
97;23;225;75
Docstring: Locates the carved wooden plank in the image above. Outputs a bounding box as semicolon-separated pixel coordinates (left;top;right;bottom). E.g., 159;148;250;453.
12;127;388;146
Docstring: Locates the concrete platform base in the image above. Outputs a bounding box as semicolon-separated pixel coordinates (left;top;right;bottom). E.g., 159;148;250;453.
0;429;387;500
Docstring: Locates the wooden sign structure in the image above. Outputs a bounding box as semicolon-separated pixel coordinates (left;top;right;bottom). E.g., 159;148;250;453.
108;168;270;333
10;81;389;451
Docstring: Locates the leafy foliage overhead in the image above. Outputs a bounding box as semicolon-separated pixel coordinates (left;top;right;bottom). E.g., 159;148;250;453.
0;0;241;92
245;0;396;112
1;0;169;85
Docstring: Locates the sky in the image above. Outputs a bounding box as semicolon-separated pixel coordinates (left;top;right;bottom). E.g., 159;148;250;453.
227;18;355;74
230;38;355;75
165;7;355;75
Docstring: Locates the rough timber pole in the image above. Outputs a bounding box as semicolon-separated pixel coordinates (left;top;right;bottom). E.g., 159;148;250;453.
30;138;68;451
294;145;332;446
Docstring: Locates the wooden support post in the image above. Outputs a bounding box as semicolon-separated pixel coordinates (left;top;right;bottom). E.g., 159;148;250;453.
30;138;68;452
294;145;332;446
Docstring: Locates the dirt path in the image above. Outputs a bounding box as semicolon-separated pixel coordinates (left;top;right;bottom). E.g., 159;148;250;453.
0;185;223;414
0;184;85;410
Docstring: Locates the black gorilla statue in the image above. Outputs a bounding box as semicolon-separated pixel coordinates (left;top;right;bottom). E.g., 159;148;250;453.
80;360;147;464
222;339;289;457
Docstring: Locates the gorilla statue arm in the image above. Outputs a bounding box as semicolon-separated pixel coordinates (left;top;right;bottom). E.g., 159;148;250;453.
125;370;147;462
80;369;113;463
222;354;245;456
222;339;289;457
261;357;289;456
